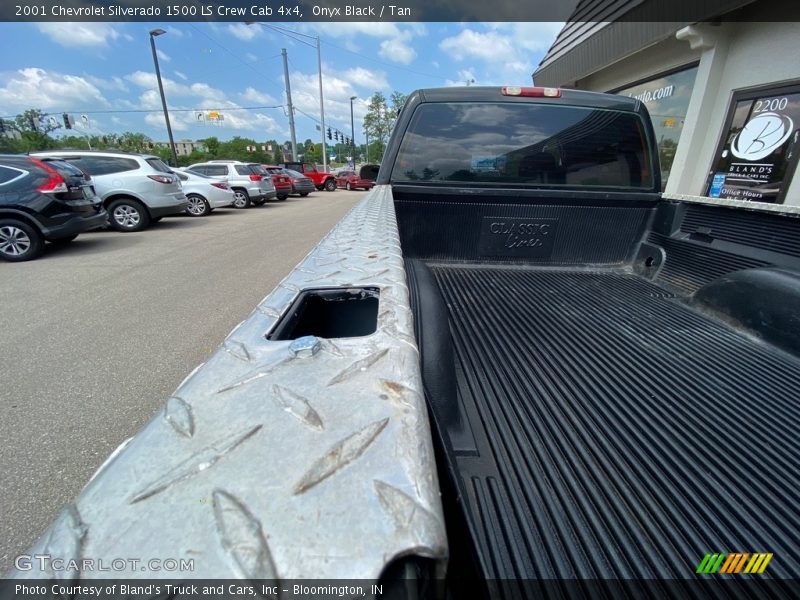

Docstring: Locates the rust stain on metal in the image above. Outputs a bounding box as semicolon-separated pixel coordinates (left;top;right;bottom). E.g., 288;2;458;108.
294;418;390;494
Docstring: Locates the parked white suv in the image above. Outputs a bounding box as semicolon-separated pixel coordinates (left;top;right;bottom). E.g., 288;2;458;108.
187;161;276;208
32;151;188;231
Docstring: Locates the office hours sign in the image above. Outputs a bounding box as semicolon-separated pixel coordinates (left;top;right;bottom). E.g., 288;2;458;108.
707;84;800;204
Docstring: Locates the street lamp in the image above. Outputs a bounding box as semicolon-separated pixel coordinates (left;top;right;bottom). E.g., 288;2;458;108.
349;96;356;168
149;28;178;166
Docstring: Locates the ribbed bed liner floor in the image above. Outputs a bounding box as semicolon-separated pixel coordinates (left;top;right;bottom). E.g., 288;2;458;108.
429;265;800;581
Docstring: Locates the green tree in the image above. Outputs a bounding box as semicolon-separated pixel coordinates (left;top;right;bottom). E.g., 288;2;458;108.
8;109;61;152
363;91;406;163
118;132;153;153
202;136;221;158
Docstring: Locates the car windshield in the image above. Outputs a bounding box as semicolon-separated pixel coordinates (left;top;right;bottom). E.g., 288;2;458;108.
391;102;654;190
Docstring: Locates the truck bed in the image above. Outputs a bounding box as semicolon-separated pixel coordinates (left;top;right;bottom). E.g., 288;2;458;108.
418;263;800;581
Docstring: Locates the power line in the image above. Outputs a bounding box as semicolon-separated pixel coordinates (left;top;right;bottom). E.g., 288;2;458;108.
1;105;284;119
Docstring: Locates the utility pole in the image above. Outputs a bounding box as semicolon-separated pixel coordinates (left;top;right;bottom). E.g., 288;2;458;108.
316;36;327;172
349;96;356;168
281;48;297;162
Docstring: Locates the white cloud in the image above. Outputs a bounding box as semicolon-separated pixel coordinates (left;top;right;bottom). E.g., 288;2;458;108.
156;49;171;63
174;70;188;81
0;68;110;112
36;23;121;47
439;23;563;85
288;65;388;135
124;69;287;138
125;70;192;97
339;67;389;91
245;53;258;62
228;23;261;41
445;69;478;87
379;37;416;65
84;75;128;92
439;29;516;62
240;87;277;104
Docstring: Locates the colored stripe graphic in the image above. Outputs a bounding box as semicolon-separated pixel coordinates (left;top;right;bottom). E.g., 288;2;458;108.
698;552;772;574
744;553;774;574
696;553;725;574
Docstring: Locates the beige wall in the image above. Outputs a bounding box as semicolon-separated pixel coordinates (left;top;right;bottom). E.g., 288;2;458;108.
680;21;800;205
562;17;800;206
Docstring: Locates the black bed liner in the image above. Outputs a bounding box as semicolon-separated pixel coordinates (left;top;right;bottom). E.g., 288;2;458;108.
423;265;800;581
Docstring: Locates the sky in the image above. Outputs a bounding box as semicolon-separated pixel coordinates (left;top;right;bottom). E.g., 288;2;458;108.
0;21;563;146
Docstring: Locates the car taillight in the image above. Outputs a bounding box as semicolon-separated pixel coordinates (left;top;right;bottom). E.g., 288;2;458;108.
249;174;262;181
501;86;561;98
148;174;174;184
32;159;68;193
211;182;229;190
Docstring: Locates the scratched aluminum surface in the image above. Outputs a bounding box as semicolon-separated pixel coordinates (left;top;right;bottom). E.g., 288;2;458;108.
13;185;447;580
663;192;800;216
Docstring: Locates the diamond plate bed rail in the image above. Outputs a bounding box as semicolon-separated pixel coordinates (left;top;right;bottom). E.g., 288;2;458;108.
12;185;447;580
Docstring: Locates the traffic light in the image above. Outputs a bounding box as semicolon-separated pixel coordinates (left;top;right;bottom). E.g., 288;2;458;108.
334;131;339;141
63;113;74;129
327;128;332;140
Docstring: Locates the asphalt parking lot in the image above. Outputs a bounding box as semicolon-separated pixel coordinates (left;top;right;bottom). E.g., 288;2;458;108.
0;190;365;574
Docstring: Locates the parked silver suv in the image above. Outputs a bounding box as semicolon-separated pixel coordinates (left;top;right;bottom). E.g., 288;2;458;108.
187;161;276;208
32;151;188;231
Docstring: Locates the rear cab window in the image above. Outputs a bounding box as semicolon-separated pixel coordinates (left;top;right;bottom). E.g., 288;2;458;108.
390;101;654;190
234;165;252;176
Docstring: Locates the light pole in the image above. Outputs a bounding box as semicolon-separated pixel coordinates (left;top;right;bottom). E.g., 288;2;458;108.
249;23;327;170
349;96;356;168
149;28;178;166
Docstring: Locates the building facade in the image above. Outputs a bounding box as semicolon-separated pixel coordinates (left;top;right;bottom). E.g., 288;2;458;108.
534;0;800;207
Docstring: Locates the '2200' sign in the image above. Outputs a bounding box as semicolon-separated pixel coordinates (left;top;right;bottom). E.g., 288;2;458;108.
731;112;794;161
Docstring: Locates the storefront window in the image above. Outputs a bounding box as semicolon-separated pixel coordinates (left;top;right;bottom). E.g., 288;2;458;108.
613;65;698;189
706;82;800;204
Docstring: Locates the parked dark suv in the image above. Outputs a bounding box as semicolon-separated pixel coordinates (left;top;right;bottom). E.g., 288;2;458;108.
0;155;107;261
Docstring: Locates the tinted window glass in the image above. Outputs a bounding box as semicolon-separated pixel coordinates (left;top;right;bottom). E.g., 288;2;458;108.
284;169;304;178
0;165;24;185
206;165;228;176
391;102;654;189
45;159;86;179
184;169;210;178
146;158;172;173
74;156;139;176
235;165;252;175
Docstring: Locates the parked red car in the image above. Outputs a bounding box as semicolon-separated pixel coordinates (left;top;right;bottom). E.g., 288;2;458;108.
335;165;379;190
262;165;292;200
281;162;337;192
